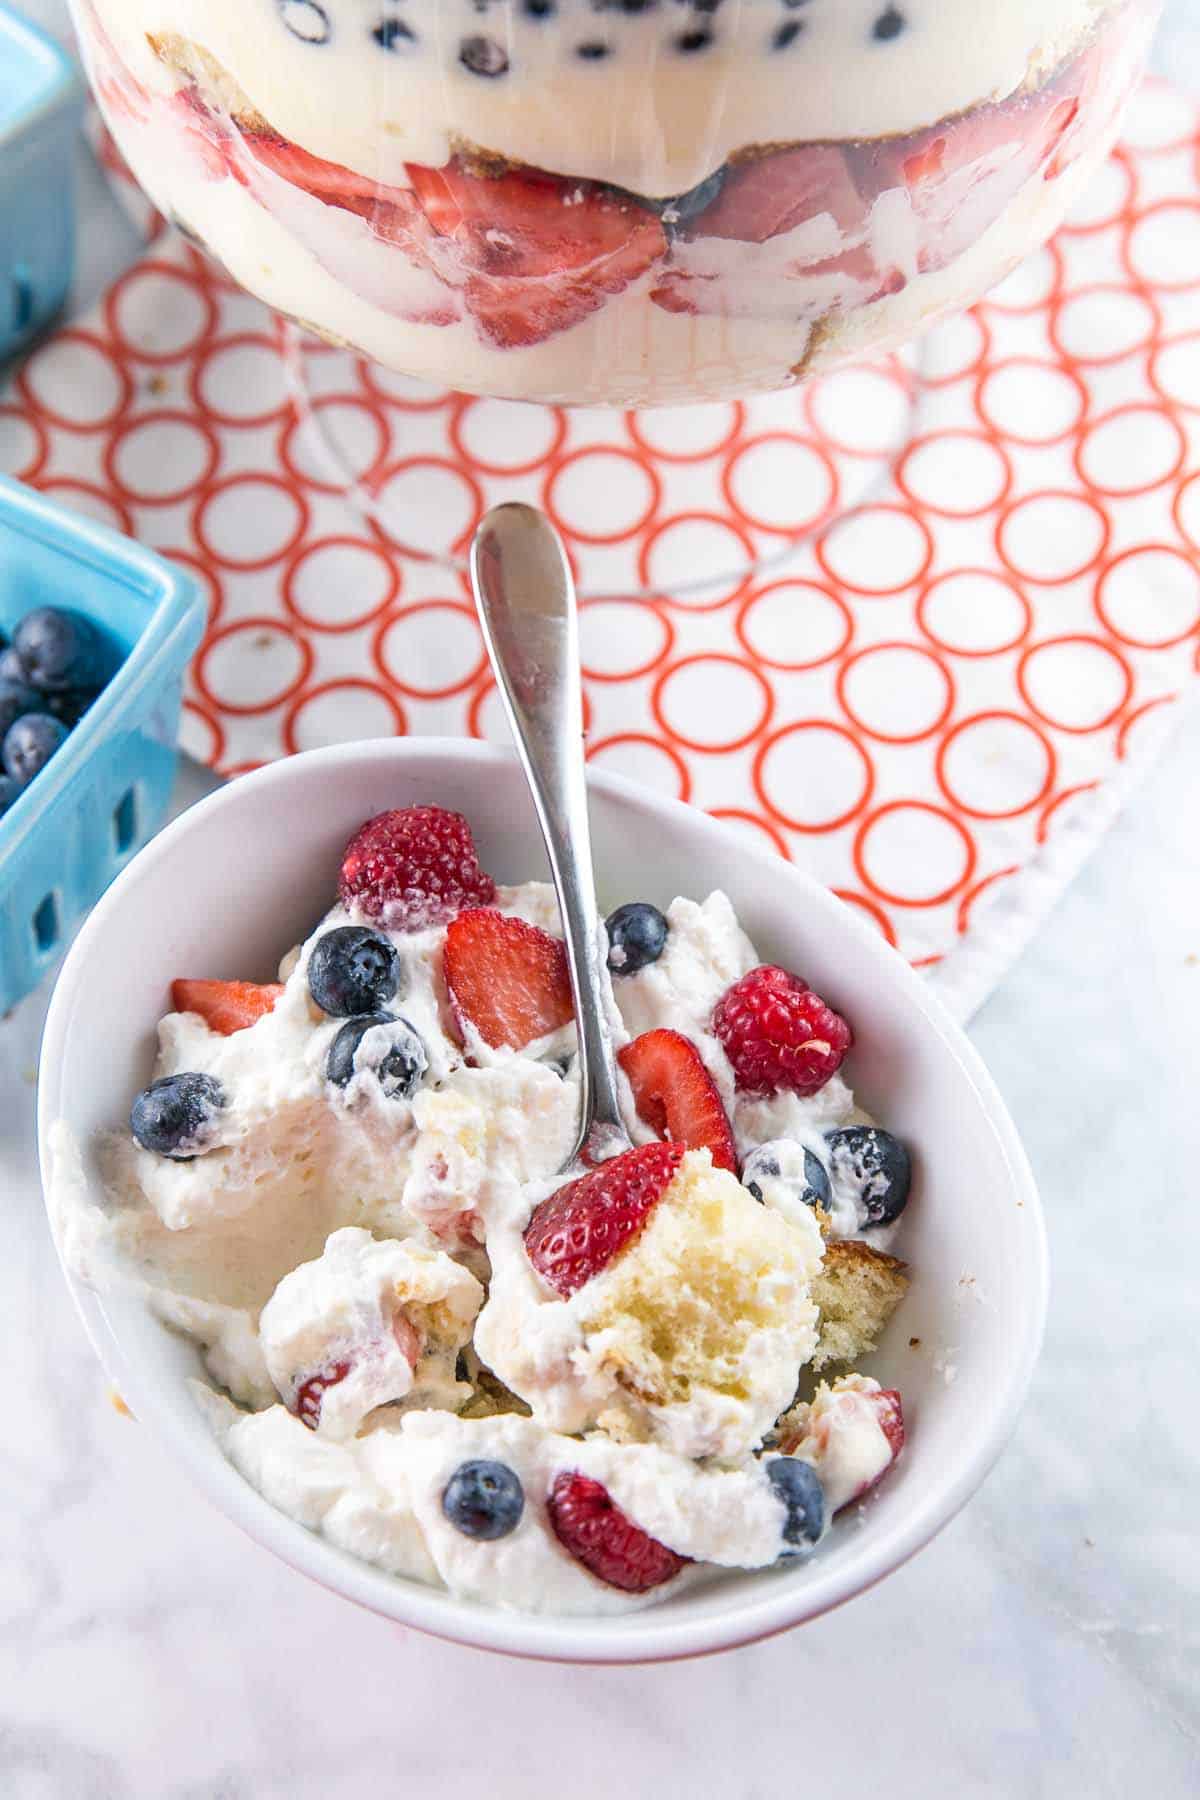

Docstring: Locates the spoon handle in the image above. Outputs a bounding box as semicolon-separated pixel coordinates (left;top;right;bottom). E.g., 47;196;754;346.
470;503;628;1164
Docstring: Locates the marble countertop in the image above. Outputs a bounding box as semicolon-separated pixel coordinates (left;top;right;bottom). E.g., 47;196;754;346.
3;6;1199;1795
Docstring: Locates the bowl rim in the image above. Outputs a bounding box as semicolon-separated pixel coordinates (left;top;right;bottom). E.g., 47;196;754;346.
37;738;1048;1664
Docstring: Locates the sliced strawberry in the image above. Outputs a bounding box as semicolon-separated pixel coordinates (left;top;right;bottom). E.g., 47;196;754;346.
780;1383;905;1509
835;1386;905;1507
870;1386;906;1462
293;1358;351;1432
547;1470;688;1593
171;978;284;1035
238;124;424;233
850;59;1090;276
165;83;241;181
96;65;151;130
408;160;581;276
678;144;867;247
617;1029;737;1173
205;116;457;324
655;144;884;320
83;0;153;127
524;1141;683;1298
443;909;573;1051
407;158;667;348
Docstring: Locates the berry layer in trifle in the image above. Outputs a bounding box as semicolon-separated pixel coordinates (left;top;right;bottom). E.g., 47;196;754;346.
51;805;916;1616
72;0;1154;403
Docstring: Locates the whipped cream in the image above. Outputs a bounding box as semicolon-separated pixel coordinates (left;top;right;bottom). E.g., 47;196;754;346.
259;1227;482;1438
199;1392;793;1615
779;1374;899;1512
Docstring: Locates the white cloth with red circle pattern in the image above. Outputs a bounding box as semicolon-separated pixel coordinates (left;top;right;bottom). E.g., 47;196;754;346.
2;83;1199;1019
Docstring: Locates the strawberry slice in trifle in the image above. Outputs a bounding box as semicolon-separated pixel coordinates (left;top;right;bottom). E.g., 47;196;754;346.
650;144;896;323
233;138;669;347
848;37;1104;281
406;159;668;350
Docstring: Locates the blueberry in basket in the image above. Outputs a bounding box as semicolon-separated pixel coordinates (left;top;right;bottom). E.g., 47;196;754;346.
0;604;117;812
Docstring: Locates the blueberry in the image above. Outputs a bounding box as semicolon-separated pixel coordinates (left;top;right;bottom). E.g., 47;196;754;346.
371;16;416;50
825;1125;911;1227
803;1149;831;1209
0;645;27;685
657;167;726;224
308;925;400;1017
605;902;668;975
442;1460;525;1540
742;1146;780;1202
765;1457;825;1554
0;680;45;742
460;34;509;76
131;1072;226;1158
12;607;108;693
743;1138;830;1212
3;713;68;784
327;1012;427;1098
0;775;23;819
41;685;100;728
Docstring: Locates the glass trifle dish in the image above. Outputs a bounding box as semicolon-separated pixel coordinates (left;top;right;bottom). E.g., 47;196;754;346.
74;0;1157;408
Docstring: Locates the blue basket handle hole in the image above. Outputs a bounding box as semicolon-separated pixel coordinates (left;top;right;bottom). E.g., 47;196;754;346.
9;267;34;337
113;786;138;857
32;891;60;958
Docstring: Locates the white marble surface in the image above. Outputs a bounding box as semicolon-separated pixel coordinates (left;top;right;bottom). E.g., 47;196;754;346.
3;5;1200;1794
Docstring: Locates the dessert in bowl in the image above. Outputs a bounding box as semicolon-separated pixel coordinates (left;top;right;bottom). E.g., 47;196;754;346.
71;0;1157;404
39;741;1046;1661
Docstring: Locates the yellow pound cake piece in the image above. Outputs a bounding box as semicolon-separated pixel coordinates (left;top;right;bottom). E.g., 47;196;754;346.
578;1149;825;1459
811;1239;908;1372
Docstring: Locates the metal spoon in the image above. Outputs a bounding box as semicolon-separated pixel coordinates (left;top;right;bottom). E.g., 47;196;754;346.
470;503;631;1169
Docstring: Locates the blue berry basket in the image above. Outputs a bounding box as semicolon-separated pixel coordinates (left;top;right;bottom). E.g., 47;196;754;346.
0;4;84;358
0;476;204;1013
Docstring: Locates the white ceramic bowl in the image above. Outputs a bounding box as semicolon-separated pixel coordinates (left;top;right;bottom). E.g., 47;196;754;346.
38;740;1047;1664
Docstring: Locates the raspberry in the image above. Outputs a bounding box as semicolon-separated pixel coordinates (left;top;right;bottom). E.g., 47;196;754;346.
712;964;851;1097
338;806;495;931
546;1471;688;1593
524;1141;683;1298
